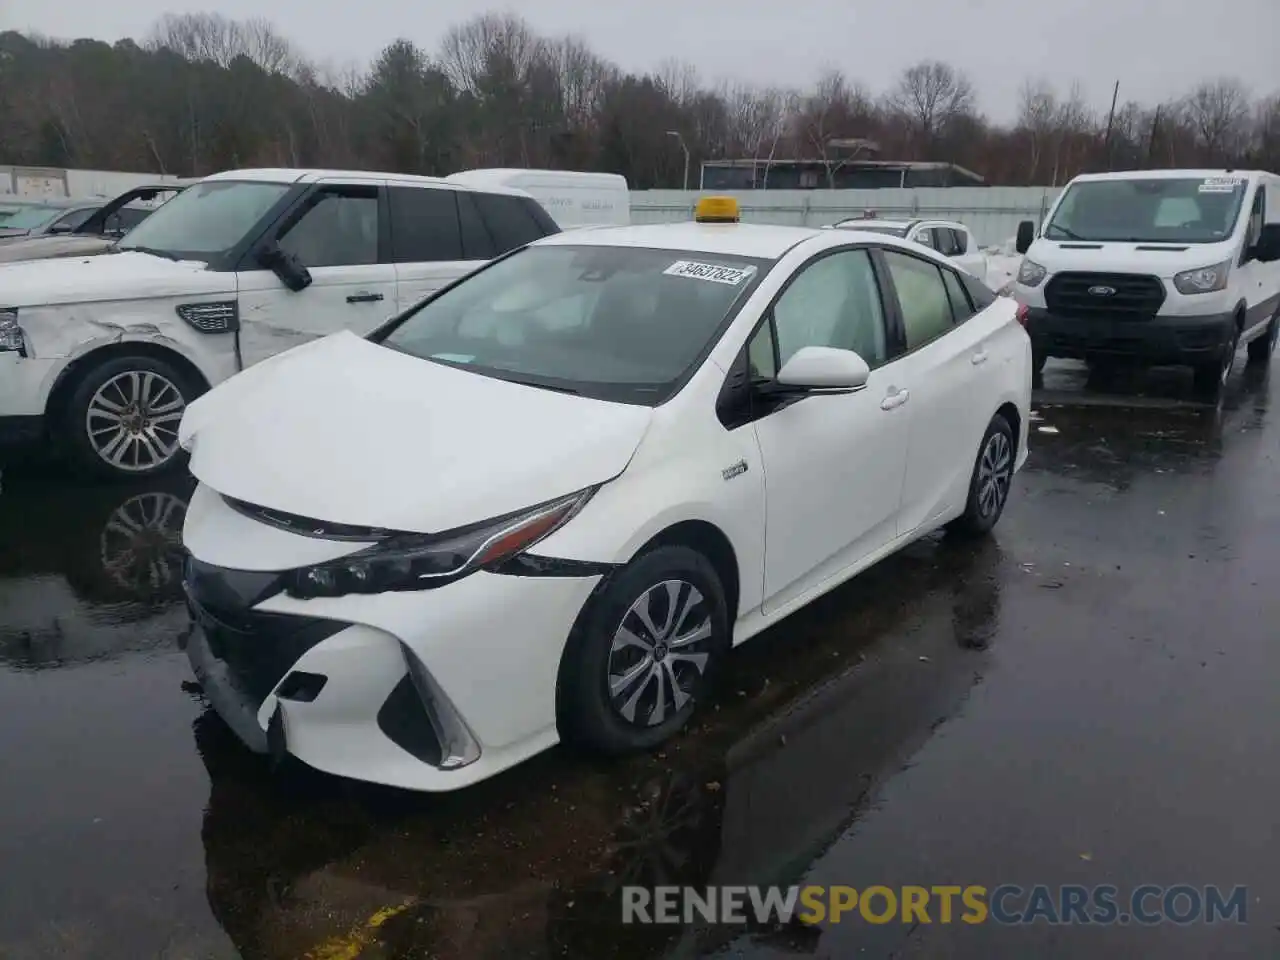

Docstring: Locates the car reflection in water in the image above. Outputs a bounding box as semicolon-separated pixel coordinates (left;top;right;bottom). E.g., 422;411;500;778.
0;470;194;670
192;530;1005;960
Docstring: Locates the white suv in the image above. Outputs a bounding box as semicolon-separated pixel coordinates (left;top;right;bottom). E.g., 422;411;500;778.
829;217;989;280
0;169;562;477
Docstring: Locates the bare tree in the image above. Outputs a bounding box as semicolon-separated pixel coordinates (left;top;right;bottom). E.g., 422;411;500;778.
795;69;875;187
1183;78;1251;163
147;13;298;76
888;60;975;148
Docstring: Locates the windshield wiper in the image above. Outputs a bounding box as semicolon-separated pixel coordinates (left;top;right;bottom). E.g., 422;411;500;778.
120;244;181;262
1045;224;1085;241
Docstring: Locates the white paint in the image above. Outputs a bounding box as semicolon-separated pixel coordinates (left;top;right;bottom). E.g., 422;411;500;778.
180;221;1032;792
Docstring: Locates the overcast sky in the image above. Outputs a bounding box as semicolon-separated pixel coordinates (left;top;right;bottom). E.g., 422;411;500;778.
3;0;1277;122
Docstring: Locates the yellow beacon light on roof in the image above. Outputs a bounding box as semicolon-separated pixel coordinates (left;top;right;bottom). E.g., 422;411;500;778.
694;196;740;224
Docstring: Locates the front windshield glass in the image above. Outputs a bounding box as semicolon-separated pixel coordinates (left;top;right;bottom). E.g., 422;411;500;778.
1045;176;1248;244
837;222;909;237
117;180;291;260
380;245;772;405
0;205;64;229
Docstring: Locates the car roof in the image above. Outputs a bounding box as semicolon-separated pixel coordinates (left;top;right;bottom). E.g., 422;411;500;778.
202;167;532;198
1069;168;1271;184
535;222;825;259
836;218;918;229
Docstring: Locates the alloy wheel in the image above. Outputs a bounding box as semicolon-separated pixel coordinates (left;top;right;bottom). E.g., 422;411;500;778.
85;370;187;471
977;431;1013;519
608;580;714;727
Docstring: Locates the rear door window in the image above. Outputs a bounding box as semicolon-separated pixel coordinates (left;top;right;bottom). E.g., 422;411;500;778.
941;267;975;322
388;186;464;263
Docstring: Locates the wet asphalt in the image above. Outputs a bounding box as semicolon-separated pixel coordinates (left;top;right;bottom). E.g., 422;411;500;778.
1;357;1278;960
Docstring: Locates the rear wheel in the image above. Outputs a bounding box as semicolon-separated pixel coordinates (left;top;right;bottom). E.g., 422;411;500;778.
947;414;1015;539
559;545;729;755
63;354;197;479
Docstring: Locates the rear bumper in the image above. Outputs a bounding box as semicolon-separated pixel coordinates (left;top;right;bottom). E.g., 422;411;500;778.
1027;307;1235;365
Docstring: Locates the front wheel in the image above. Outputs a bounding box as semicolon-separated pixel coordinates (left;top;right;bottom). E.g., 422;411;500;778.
558;545;730;755
1192;324;1239;397
63;354;197;479
1246;308;1279;365
947;414;1016;539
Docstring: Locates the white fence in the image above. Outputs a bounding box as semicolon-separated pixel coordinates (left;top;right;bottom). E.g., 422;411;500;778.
631;187;1063;249
0;165;184;200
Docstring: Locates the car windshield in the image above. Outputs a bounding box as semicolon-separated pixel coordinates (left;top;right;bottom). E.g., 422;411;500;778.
1045;177;1249;244
0;205;66;229
117;180;291;261
379;245;772;404
837;222;909;237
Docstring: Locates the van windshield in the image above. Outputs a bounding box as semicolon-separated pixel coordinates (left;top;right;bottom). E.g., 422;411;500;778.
1045;177;1248;244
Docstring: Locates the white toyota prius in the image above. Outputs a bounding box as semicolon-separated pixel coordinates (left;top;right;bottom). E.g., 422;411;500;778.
179;196;1032;792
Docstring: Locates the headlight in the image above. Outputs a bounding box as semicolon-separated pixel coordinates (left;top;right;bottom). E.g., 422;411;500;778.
284;488;596;599
0;308;25;354
1173;260;1231;295
1016;260;1047;287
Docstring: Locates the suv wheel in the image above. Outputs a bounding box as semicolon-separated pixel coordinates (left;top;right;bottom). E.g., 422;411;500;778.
64;354;197;479
559;545;729;755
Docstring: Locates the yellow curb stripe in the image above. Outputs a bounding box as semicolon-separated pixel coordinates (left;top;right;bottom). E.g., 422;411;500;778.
302;899;415;960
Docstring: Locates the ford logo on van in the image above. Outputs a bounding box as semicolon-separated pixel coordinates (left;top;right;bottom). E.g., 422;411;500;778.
1088;285;1117;296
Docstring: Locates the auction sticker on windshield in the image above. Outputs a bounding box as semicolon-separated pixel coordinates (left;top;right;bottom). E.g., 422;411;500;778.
1199;177;1245;193
663;260;757;285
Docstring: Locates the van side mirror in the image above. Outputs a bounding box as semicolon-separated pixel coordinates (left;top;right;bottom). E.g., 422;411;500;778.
257;243;313;292
1015;220;1036;255
1252;224;1280;264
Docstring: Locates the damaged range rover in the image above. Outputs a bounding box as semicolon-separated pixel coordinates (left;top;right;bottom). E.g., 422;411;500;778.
0;167;561;477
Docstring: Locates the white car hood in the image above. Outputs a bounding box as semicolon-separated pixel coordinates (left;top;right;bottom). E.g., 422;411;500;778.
1029;240;1233;279
181;331;654;535
0;250;226;306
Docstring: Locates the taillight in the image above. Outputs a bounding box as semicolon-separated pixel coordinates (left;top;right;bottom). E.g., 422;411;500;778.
1015;303;1030;328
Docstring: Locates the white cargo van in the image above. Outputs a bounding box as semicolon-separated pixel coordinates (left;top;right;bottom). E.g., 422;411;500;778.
444;169;629;230
1013;169;1280;394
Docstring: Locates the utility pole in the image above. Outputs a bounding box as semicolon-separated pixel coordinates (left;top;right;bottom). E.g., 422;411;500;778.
1102;80;1120;170
1146;105;1161;165
666;130;690;191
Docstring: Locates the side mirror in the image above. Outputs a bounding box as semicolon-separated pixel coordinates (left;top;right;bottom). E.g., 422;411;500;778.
48;221;74;235
774;346;870;393
1252;224;1280;264
257;243;313;292
1015;220;1036;255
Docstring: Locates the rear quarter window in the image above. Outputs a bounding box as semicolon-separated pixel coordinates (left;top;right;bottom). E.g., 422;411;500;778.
389;186;464;262
472;192;549;254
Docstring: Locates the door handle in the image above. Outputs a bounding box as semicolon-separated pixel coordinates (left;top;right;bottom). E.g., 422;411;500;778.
880;387;910;411
346;292;384;303
971;349;989;365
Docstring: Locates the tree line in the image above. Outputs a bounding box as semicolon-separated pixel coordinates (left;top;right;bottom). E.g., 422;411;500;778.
0;11;1276;189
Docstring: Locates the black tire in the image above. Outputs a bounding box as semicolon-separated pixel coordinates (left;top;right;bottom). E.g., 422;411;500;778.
62;353;198;480
558;545;730;755
947;413;1016;539
1246;308;1279;365
1192;323;1239;397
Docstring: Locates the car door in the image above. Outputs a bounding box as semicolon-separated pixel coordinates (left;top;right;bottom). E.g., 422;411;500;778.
236;180;397;367
1238;185;1275;336
747;247;911;615
878;248;1004;535
386;184;475;311
947;226;989;279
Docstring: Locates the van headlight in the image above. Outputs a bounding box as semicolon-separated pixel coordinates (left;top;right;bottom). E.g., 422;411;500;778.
1173;260;1231;295
284;488;596;599
1016;260;1047;287
0;309;25;354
